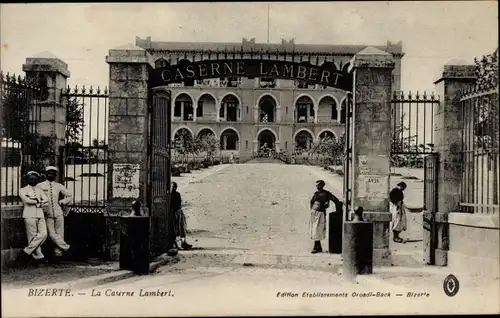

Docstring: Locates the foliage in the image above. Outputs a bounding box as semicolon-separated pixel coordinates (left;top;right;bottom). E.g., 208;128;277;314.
199;134;219;160
474;48;499;88
172;130;220;164
1;81;84;144
309;135;344;163
473;48;499;151
65;97;85;143
1;77;85;170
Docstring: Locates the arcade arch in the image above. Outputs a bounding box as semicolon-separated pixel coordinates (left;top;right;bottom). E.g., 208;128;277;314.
295;95;315;123
174;93;195;121
317;95;339;123
256;128;278;150
294;129;315;152
257;94;279;123
196;93;217;120
197;127;216;139
317;129;337;141
173;127;194;141
220;128;240;151
219;94;240;122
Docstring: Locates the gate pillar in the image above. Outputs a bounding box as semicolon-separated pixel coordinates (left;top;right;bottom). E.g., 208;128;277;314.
433;61;477;266
22;52;70;171
105;45;152;260
350;47;395;266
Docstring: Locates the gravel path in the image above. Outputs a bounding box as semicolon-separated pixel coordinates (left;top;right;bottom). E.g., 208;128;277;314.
181;163;341;255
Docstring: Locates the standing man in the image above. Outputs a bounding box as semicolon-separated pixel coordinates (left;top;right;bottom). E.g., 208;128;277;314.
309;180;341;254
17;171;48;266
37;166;72;260
171;182;193;250
229;152;235;164
390;182;408;243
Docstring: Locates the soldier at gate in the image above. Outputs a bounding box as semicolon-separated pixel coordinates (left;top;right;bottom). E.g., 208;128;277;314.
37;166;72;261
16;171;48;266
309;180;341;253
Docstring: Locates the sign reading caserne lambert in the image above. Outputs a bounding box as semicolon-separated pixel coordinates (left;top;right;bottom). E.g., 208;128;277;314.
113;163;140;198
150;59;353;91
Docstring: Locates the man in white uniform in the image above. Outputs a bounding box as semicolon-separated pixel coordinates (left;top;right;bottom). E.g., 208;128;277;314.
37;166;72;260
17;171;48;266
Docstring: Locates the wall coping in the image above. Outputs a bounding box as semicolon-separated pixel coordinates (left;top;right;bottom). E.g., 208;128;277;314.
1;204;23;219
434;64;477;84
106;45;155;67
22;57;71;78
448;212;500;229
349;47;395;71
358;211;392;222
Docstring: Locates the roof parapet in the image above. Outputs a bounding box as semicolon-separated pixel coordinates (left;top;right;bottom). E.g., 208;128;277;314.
135;36;152;49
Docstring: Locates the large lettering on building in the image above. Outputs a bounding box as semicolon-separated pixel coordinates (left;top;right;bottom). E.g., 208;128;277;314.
150;59;353;91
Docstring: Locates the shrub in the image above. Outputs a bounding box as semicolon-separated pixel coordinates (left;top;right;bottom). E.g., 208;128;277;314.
335;169;344;176
172;166;181;177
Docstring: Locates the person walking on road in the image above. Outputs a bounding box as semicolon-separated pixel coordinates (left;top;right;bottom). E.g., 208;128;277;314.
17;171;48;266
37;166;72;261
171;182;193;250
309;180;341;254
390;181;408;243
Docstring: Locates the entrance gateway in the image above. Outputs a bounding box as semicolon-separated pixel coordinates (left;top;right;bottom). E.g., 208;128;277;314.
147;54;354;255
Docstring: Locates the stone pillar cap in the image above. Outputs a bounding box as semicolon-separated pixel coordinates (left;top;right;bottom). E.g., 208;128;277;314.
434;58;476;84
23;51;70;77
106;43;153;66
349;46;395;71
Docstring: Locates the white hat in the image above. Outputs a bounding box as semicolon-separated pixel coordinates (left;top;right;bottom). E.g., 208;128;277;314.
26;171;40;177
45;166;58;172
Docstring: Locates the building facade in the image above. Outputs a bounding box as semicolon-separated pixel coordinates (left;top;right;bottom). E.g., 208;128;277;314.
136;37;404;160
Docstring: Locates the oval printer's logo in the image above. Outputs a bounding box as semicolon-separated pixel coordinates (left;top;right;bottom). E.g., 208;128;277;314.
443;274;460;297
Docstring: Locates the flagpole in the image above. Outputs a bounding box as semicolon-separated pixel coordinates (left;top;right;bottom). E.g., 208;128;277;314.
267;3;270;43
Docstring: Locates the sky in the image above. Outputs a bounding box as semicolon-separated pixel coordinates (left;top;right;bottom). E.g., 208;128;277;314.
1;2;498;145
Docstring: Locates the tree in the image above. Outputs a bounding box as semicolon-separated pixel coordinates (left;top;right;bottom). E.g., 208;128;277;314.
173;130;195;163
473;48;499;205
1;75;84;144
309;135;344;165
65;97;85;143
199;134;219;162
473;48;499;152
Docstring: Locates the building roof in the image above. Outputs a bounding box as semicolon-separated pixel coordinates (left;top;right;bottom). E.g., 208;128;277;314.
135;37;404;57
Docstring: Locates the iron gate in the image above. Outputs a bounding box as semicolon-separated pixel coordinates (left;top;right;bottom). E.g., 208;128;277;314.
59;86;109;260
423;153;439;264
148;90;172;258
343;92;354;219
391;91;439;205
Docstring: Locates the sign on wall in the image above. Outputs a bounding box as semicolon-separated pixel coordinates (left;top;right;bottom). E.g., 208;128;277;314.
358;175;388;201
112;163;140;198
150;59;353;91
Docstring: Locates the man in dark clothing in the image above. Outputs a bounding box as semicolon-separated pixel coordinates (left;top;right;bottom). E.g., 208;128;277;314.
390;182;407;243
171;182;192;250
309;180;341;253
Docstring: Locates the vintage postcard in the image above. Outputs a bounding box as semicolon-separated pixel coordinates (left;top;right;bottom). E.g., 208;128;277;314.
1;1;498;316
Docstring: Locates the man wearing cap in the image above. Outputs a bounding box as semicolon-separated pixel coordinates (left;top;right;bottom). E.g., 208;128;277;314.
17;171;49;266
37;166;72;260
